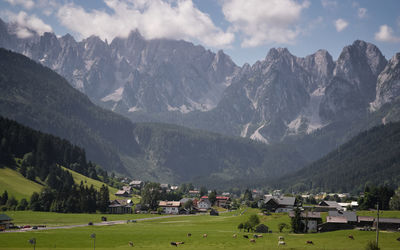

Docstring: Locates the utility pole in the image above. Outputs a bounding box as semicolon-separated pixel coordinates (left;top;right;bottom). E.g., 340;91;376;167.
91;233;96;250
376;202;379;247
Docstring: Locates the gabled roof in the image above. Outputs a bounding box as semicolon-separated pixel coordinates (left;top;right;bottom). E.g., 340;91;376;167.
216;196;229;200
179;198;193;204
129;180;143;185
115;190;129;195
378;218;400;224
328;211;357;222
319;200;341;208
276;197;296;206
0;214;12;221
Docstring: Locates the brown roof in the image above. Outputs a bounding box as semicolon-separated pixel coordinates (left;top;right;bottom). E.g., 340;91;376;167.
159;201;180;207
326;216;348;223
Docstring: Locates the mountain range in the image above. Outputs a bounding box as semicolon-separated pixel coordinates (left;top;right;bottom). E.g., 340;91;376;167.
1;17;400;189
0;48;306;188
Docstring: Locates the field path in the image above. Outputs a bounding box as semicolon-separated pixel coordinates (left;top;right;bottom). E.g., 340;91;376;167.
2;213;213;233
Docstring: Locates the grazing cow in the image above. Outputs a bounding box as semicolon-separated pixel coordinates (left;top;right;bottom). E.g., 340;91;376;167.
232;234;237;238
397;237;400;241
278;236;284;241
306;240;313;244
187;233;191;237
170;242;184;247
348;235;354;240
278;241;286;246
253;234;258;238
249;239;256;243
128;241;134;247
243;235;249;239
203;234;208;238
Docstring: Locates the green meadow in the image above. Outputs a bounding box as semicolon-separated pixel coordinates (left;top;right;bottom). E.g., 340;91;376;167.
0;168;43;200
1;209;400;249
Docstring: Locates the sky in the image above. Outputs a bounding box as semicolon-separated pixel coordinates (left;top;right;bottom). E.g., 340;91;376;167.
0;0;399;66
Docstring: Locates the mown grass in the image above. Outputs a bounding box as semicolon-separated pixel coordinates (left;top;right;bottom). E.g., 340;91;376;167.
0;167;43;200
4;210;162;227
1;209;400;249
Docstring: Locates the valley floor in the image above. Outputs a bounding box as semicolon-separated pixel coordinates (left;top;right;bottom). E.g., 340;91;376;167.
1;209;400;249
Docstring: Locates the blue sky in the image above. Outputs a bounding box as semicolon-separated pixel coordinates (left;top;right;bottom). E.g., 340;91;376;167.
1;0;399;66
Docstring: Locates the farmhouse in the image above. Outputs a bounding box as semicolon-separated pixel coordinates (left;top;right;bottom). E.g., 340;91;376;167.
197;197;211;211
263;196;296;213
0;214;13;230
328;211;357;225
115;189;131;197
159;201;181;214
215;196;230;208
109;199;133;214
289;211;322;232
319;216;354;232
314;201;342;212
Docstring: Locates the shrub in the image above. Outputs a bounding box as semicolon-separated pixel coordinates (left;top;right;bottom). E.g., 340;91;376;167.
255;224;269;233
365;241;380;250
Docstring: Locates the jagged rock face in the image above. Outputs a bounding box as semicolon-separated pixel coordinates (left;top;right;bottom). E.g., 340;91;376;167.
371;53;400;110
0;21;239;114
320;40;387;122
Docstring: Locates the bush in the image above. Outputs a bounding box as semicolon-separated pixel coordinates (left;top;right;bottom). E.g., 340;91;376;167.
255;224;269;233
210;209;219;216
365;241;380;250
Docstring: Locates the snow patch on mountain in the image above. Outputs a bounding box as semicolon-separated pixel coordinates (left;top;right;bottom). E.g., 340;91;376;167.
250;125;269;144
101;87;124;102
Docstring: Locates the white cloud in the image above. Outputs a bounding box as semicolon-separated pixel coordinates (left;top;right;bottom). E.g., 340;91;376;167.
375;25;400;43
358;7;367;19
334;18;348;32
321;0;337;9
221;0;310;47
56;0;234;47
1;10;52;38
4;0;34;10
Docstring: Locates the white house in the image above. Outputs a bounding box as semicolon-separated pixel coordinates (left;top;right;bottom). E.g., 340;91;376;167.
158;201;180;214
197;197;211;211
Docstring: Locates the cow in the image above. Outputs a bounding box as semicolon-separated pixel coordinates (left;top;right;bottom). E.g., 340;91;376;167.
257;235;263;238
306;240;314;244
203;234;208;238
187;233;191;237
397;237;400;241
249;239;256;243
128;241;134;247
170;242;184;247
348;235;354;240
253;234;258;238
278;241;286;246
278;236;284;241
243;235;249;239
232;234;237;238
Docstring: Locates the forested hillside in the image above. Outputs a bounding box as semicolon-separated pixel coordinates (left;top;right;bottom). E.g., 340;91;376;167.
276;122;400;193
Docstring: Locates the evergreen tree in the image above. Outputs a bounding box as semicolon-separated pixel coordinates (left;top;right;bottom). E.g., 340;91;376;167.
291;207;304;233
0;190;8;205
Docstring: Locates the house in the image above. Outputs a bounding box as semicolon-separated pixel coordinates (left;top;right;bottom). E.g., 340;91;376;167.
115;189;131;197
109;199;134;214
0;214;13;230
215;196;230;208
289;211;322;232
129;180;143;189
160;184;169;189
170;185;179;191
374;218;400;231
197;197;211;212
263;196;296;213
328;211;357;225
314;201;342;212
158;201;181;214
319;216;354;232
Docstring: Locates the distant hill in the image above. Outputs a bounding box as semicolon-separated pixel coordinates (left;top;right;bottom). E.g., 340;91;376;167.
0;48;307;186
276;122;400;193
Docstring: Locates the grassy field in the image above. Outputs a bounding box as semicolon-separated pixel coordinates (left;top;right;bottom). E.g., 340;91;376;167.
0;168;43;200
63;167;140;203
1;209;400;249
4;211;161;227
